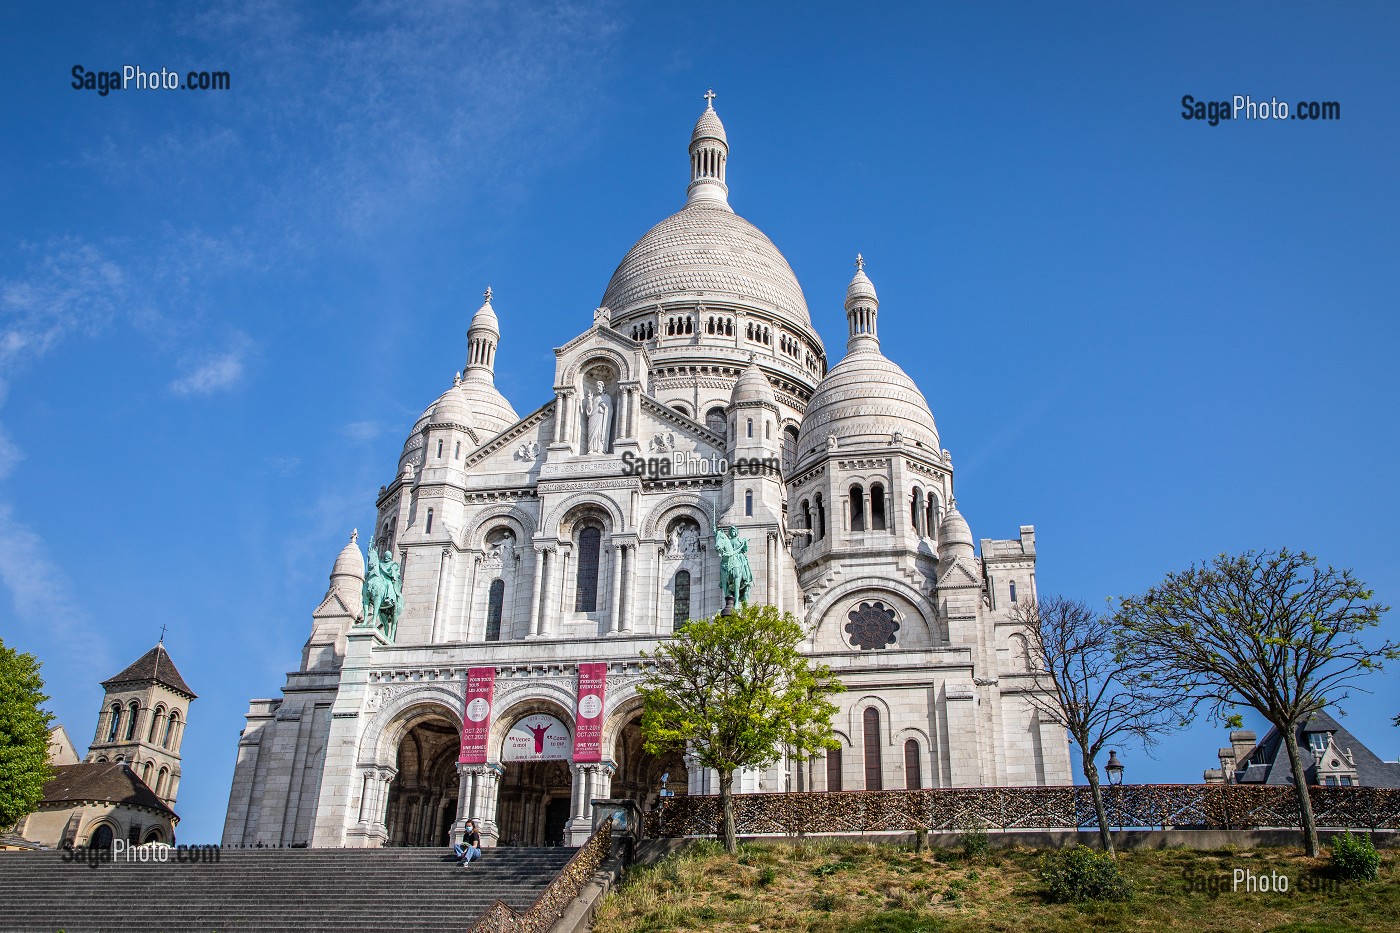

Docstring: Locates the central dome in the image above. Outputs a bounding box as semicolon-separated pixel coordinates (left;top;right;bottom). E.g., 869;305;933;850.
600;200;812;330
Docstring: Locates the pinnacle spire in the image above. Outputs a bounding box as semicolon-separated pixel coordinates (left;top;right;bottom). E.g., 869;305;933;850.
687;91;731;210
845;253;879;348
464;285;500;380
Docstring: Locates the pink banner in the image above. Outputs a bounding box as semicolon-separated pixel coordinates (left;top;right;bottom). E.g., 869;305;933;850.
459;667;495;764
572;662;607;763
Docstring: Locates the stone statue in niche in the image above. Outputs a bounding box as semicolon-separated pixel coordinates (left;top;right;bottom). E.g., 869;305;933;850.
484;530;516;570
582;379;613;454
667;521;700;559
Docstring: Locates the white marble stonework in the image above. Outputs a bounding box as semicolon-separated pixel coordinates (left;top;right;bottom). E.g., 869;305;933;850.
222;97;1071;850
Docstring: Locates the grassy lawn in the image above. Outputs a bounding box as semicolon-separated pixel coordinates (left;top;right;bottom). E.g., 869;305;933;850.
591;838;1399;933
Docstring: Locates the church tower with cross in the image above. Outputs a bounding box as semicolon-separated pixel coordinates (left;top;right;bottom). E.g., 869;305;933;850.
85;639;197;808
224;91;1067;850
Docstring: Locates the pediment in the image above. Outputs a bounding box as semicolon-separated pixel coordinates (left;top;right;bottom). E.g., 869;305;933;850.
936;556;982;588
462;400;556;472
638;396;725;455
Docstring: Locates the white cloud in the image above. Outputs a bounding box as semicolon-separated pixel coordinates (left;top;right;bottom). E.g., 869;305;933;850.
0;502;107;668
170;348;247;396
341;420;384;443
0;425;21;482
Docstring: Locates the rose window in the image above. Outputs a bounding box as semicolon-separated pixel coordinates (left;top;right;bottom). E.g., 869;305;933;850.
845;601;899;650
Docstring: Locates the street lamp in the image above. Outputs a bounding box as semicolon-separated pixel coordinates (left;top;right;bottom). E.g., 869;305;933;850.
1105;750;1125;786
1104;750;1125;836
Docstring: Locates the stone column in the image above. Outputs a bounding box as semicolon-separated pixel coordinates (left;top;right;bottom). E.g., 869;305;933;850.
620;544;634;633
429;547;452;643
529;548;547;637
451;764;475;844
464;555;481;642
765;532;777;606
544;546;562;636
609;544;624;634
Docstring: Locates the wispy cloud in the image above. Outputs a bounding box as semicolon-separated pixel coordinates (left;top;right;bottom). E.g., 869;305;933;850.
0;503;108;668
341;420;384;443
170;343;248;396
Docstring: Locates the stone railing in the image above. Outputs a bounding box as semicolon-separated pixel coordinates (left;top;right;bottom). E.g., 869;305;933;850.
468;820;612;933
645;785;1400;837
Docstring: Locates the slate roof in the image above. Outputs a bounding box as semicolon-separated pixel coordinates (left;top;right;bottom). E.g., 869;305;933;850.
39;763;176;819
1232;710;1400;788
101;644;196;698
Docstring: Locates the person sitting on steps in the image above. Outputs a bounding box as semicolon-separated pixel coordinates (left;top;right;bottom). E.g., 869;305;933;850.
454;820;481;867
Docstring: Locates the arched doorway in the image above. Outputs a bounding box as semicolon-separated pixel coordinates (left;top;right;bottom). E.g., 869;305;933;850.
494;708;574;846
497;759;573;846
612;714;688;813
384;716;460;847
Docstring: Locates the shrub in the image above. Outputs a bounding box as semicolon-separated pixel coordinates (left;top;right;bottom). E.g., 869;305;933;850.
1329;831;1381;882
758;866;776;887
1038;845;1134;902
958;817;991;862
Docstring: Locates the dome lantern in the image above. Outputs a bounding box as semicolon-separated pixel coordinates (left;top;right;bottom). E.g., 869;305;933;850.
687;90;731;210
845;254;879;350
464;286;500;381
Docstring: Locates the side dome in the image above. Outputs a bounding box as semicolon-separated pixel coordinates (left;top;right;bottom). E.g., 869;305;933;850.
730;358;777;407
600;202;812;331
331;531;365;581
795;345;939;463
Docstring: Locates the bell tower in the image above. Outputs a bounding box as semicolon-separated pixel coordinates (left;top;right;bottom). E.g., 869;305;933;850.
85;640;196;807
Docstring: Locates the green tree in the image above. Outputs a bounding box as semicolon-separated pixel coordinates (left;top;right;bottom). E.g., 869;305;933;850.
639;603;843;853
0;638;55;831
1114;549;1394;856
1009;595;1181;854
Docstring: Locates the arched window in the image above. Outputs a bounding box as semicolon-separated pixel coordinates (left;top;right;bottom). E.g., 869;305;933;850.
850;484;865;532
425;508;434;534
706;407;727;437
745;490;753;517
801;500;812;532
927;493;940;539
815;494;826;540
911;488;924;535
142;827;164;845
142;761;154;786
148;706;165;742
107;703;122;742
863;708;883;790
436;439;444;458
826;747;843;792
673;570;691;631
1009;581;1018;603
454;441;461;459
870;483;886;531
904;740;922;789
485;578;506;642
765;421;772;440
746;418;753;438
575;526;602;612
124;702;139;741
156;768;169;797
89;824;115;850
783;425;799;473
163;711;180;749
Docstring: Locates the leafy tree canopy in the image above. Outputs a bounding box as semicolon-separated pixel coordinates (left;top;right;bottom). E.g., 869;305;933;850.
0;638;55;830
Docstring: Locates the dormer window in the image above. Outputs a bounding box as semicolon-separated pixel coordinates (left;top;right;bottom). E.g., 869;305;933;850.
1309;733;1327;755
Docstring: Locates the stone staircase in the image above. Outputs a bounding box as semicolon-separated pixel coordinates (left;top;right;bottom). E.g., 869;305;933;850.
0;846;578;933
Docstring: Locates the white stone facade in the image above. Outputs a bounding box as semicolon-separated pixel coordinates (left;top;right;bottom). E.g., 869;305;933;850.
222;98;1070;850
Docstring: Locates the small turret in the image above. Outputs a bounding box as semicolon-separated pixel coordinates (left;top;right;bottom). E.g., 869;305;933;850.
845;254;879;350
938;503;975;562
686;90;731;210
464;287;500;380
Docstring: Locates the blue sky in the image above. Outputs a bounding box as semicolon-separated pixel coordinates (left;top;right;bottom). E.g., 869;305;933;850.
2;1;1396;844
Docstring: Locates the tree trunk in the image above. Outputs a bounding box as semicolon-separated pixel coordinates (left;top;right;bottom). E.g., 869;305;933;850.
1083;752;1115;855
718;768;737;854
1280;721;1320;857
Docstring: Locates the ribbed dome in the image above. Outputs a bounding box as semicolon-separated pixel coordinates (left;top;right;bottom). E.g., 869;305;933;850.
332;531;365;581
404;379;519;453
730;359;777;407
692;106;727;146
846;267;877;305
600;201;811;329
938;506;973;551
456;379;518;439
796;345;939;462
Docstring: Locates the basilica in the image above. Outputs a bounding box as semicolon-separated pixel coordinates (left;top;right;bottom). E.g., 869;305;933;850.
222;96;1070;850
